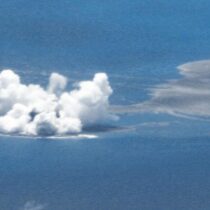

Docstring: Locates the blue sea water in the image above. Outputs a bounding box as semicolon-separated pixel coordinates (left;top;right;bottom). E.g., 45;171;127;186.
1;1;210;209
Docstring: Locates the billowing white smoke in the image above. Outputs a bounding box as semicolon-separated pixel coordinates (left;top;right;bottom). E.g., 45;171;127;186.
0;69;116;136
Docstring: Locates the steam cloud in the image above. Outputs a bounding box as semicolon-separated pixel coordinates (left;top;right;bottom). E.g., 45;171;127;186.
141;60;210;117
113;60;210;119
0;69;116;136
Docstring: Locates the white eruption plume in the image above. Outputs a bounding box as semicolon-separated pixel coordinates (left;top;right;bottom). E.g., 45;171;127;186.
0;69;116;136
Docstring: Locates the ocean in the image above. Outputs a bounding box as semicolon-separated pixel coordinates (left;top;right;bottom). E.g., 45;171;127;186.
1;1;210;209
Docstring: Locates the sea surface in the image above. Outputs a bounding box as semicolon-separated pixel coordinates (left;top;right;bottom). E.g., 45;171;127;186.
1;1;210;209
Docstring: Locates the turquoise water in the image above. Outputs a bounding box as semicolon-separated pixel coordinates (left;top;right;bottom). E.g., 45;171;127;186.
1;1;210;209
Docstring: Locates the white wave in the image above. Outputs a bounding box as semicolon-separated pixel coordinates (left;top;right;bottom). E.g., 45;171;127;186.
21;201;45;210
0;69;117;136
